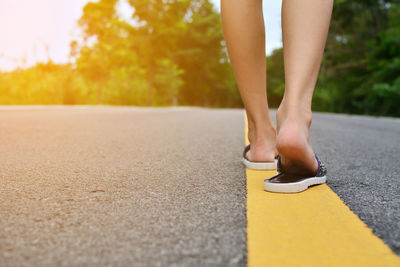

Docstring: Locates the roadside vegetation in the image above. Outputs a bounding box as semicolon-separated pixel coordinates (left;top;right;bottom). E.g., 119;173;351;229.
0;0;399;116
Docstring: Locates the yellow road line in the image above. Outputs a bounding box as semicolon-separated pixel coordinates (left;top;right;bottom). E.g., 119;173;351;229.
245;114;400;267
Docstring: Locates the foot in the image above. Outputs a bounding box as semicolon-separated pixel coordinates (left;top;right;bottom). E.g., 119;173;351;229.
246;124;278;162
276;105;318;174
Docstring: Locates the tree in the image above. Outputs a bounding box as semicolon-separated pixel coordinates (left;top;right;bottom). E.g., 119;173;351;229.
316;0;400;116
73;0;240;106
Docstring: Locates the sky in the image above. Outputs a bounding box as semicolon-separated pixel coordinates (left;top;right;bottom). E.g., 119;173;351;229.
0;0;282;71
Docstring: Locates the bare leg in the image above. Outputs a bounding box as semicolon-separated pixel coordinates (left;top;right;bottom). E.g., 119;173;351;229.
221;0;277;162
277;0;333;172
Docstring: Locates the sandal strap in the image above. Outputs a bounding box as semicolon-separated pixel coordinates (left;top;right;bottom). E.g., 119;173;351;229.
277;154;327;177
243;144;251;159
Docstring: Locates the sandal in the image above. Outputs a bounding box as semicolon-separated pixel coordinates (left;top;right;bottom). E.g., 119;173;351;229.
264;154;327;193
242;144;278;170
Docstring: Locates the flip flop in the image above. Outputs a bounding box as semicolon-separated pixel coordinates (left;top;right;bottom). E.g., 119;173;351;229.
242;144;278;170
264;154;327;193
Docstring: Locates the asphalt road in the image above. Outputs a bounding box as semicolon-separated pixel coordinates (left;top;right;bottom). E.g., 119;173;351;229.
0;106;399;266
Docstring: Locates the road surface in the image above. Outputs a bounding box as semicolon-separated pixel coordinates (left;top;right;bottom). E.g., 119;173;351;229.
0;106;398;266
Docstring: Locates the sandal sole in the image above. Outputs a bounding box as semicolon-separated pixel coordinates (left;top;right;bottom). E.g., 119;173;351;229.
264;175;326;193
242;157;278;170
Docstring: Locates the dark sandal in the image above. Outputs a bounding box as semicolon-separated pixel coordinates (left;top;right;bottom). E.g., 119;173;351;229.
264;154;327;193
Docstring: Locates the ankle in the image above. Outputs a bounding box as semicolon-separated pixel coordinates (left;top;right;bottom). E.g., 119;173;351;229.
247;124;277;162
277;99;312;129
248;120;276;144
247;112;275;138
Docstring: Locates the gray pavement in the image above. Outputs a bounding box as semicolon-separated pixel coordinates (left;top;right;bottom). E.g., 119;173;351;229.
0;107;247;267
0;106;399;266
310;112;400;255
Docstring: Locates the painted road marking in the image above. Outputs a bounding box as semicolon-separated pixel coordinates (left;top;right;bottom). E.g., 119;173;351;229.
244;114;400;266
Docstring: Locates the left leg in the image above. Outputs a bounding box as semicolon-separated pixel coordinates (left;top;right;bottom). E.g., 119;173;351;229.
221;0;277;162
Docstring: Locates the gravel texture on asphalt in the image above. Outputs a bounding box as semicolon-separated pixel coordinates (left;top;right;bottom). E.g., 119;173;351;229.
0;107;247;267
0;106;399;267
309;111;400;255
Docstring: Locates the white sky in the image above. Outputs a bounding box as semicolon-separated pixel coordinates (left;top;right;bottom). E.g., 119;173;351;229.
0;0;282;71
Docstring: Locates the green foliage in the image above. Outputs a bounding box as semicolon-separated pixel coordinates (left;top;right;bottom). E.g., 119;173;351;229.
0;0;399;117
0;0;240;107
316;0;400;116
266;0;400;117
74;0;240;106
266;48;284;108
0;62;89;105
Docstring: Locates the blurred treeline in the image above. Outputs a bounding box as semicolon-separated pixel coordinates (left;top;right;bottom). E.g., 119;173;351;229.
267;0;400;116
0;0;241;107
0;0;399;117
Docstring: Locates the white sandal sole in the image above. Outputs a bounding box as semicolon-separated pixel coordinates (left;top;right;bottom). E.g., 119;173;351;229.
264;175;326;193
242;157;278;170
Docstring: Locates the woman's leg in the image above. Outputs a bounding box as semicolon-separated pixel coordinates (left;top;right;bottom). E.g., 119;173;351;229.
277;0;333;172
221;0;277;162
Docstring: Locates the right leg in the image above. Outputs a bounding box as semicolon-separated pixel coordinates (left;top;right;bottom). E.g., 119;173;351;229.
277;0;333;172
221;0;277;162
